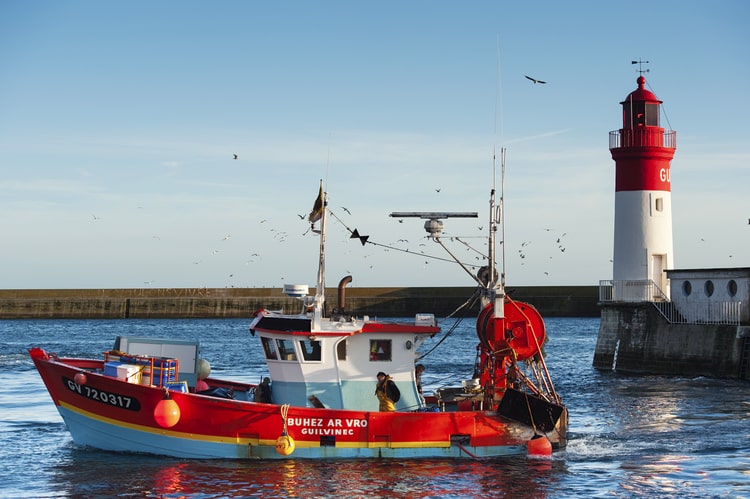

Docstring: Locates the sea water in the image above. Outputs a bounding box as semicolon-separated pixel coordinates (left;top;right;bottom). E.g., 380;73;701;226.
1;317;748;498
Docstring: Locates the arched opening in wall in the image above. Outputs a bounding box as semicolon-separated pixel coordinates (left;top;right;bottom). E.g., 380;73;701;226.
704;280;714;297
727;280;738;298
682;281;692;296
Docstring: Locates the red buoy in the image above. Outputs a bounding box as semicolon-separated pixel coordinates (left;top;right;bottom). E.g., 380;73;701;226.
154;394;181;428
527;434;552;457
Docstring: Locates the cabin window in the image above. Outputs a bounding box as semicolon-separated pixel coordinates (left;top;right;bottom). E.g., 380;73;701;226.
299;339;321;361
337;340;347;361
276;339;297;361
261;337;278;360
728;280;738;297
682;281;692;296
370;339;392;361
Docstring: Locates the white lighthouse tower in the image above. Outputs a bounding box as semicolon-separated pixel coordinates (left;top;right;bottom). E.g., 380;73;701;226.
609;75;676;300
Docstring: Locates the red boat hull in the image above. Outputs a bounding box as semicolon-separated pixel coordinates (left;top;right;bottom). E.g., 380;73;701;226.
30;348;567;459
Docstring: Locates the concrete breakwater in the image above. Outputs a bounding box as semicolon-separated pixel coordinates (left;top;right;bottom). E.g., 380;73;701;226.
594;302;750;380
0;286;599;319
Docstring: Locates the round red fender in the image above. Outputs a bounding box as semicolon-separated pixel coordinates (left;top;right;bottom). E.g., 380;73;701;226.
476;299;546;361
527;433;553;457
154;393;181;428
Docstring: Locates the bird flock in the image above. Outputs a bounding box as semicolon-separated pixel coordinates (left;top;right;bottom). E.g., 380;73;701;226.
89;181;578;287
88;73;558;288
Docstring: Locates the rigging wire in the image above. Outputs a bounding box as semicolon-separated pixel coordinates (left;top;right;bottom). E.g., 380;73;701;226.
326;209;487;271
416;288;481;362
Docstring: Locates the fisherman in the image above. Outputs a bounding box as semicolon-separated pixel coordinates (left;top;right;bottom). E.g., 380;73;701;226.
375;371;400;412
254;377;272;403
415;364;425;395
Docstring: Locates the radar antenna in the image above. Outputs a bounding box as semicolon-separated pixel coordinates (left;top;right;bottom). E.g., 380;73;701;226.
388;212;478;238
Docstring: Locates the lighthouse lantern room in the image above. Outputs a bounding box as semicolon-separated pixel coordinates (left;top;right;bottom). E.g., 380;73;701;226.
609;75;676;301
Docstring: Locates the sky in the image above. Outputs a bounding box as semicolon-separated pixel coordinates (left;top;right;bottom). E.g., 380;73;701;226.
1;1;748;290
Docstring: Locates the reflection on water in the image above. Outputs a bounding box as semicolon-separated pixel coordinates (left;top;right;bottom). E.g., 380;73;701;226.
47;452;565;498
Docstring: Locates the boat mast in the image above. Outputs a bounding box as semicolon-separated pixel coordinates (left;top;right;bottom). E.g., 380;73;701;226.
484;147;506;319
312;190;328;330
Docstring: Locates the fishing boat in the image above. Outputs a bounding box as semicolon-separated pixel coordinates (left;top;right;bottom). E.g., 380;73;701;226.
29;153;567;459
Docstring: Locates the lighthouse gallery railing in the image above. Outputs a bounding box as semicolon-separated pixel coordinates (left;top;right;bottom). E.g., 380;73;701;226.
599;279;669;303
609;129;676;149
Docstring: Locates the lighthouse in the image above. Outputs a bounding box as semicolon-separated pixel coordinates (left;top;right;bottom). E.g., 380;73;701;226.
596;73;749;380
609;75;676;300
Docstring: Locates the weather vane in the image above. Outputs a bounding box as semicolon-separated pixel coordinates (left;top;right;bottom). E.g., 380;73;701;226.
631;59;650;76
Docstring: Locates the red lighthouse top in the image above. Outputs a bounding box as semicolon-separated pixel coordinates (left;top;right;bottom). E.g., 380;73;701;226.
623;76;661;104
620;76;663;129
610;75;676;192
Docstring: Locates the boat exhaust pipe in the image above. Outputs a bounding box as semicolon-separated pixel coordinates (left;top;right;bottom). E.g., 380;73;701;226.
338;275;353;311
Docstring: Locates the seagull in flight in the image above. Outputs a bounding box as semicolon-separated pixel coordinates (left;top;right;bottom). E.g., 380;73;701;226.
233;154;238;160
525;75;546;84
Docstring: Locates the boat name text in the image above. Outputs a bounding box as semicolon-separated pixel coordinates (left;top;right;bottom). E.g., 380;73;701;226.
63;376;141;411
286;417;367;436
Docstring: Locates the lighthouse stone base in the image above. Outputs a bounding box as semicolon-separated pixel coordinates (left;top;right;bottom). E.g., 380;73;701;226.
593;303;750;379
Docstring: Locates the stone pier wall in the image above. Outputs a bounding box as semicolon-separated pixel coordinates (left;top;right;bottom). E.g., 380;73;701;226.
0;286;599;319
593;302;750;379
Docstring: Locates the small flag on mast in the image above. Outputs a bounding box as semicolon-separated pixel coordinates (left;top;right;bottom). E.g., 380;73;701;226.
308;181;324;223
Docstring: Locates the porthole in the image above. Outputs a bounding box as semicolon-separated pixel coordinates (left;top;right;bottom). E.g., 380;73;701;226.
704;280;714;297
727;280;738;297
682;281;692;296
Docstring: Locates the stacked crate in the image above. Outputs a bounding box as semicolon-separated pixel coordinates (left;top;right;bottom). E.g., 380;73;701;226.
104;351;178;387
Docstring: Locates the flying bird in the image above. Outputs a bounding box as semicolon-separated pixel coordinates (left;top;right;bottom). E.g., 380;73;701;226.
233;154;238;160
341;206;351;215
525;75;546;84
